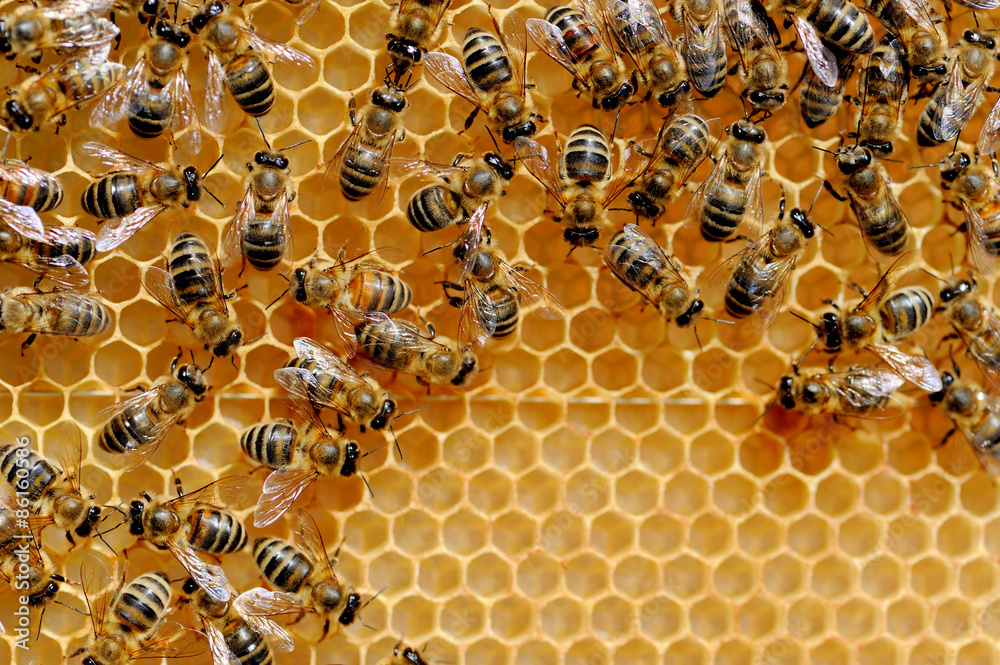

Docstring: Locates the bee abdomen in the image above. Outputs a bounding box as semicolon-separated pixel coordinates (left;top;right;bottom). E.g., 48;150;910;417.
226;54;275;117
857;202;909;254
82;174;141;219
565;125;610;182
253;537;314;593
187;508;246;554
700;185;747;241
34;231;97;266
485;288;519;338
340;146;384;201
408;185;464;232
226;622;274;665
355;319;419;371
170;232;218;304
52;293;111;337
348;271;412;315
880;286;934;342
0;173;63;212
128;87;171;139
807;1;873;54
546;6;600;61
99;404;157;454
462;28;512;92
114;571;171;636
0;445;54;503
725;262;768;318
243;214;287;270
240;421;297;469
607;232;662;288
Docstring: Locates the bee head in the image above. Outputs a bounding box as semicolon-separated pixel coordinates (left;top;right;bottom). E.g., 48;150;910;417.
675;299;704;328
820;312;841;350
485;152;514;181
964;29;995;50
177;363;209;396
836;147;870;174
657;81;690;108
189;0;225;33
731;119;766;144
778;376;796;410
747;90;785;110
28;580;60;607
4;100;32;130
941;153;971;182
928;371;955;405
502;121;537;144
396;645;428;665
128;500;145;535
292;267;309;302
912;63;947;79
339;591;362;625
182;578;199;594
142;0;162;19
601;81;634;110
626;191;661;220
370;399;396;431
341;442;360;477
372;86;406;112
940;278;974;302
76;504;103;537
211;328;244;357
182;166;202;202
452;350;479;386
789;209;815;238
387;37;422;65
564;226;599;247
155;20;190;47
255;150;289;170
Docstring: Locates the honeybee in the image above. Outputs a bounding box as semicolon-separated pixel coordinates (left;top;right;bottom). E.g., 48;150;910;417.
0;222;98;288
626;112;713;221
864;0;948;85
239;507;363;639
939;152;1000;276
187;0;315;131
181;577;294;665
241;413;361;527
917;29;997;147
0;427;103;545
799;255;942;391
402;150;514;233
73;556;203;665
0;157;63;213
515;124;629;248
94;351;210;472
930;369;1000;474
936;274;1000;389
799;49;855;128
669;0;727;98
111;0;164;25
90;17;201;152
723;0;787;113
142;232;245;359
776;364;905;419
386;0;452;80
80;143;221;252
0;285;110;353
774;0;874;83
355;314;479;389
280;251;413;353
823;145;911;257
0;54;125;132
852;35;909;157
602;223;707;328
0;0;119;64
424;14;539;143
715;193;816;331
324;80;407;202
222;128;298;272
283;0;323;24
442;206;564;349
606;0;689;108
381;644;430;665
0;510;64;619
685;118;766;242
275;336;398;433
527;2;634;110
129;475;254;603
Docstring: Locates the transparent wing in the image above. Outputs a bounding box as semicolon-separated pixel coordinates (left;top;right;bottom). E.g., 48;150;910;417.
170;545;231;603
458;285;492;351
326;306;361;358
683;152;728;228
794;15;837;87
291;506;336;575
41;60;126;117
682;9;724;92
232;587;303;616
94;204;165;251
958;399;1000;476
708;230;794;332
80;552;116;639
0;198;45;241
389;156;469;182
965;201;1000;276
966;311;1000;390
245;30;316;71
605;137;658;204
424;52;485;109
829;366;907;403
245;614;294;652
867;343;943;392
952;0;1000;7
167;475;258;512
92;386;175;463
9;250;88;288
274;367;332;422
494;11;529;97
293;336;367;382
937;58;987;143
977;94;1000;156
169;67;203;154
743;165;765;236
500;261;565;320
253;468;318;528
856;252;909;312
292;0;323;23
221;188;256;268
205;622;231;665
604;223;689;307
141;266;197;328
80;141;161;175
396;0;451;33
204;50;228;134
513;137;565;204
129;622;207;660
607;0;674;75
90;57;145;129
897;0;940;34
526;17;594;85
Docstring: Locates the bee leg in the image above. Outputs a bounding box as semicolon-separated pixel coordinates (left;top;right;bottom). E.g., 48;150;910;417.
337;413;346;433
20;334;37;356
125;384;148;393
461;107;480;134
348;96;358;126
822;180;847;202
289;608;307;626
935;427;956;449
320;618;331;641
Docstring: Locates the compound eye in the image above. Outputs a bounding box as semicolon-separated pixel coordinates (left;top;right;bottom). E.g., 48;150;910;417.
276;156;289;169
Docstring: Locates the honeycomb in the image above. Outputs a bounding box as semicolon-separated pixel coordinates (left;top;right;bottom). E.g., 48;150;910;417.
0;0;999;663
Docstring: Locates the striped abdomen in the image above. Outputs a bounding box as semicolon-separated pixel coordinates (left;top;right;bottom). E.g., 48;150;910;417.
169;232;220;305
408;185;463;232
240;420;297;470
879;286;934;343
724;254;774;318
187;508;246;554
226;622;274;665
606;230;664;291
348;271;411;315
47;292;111;336
801;53;853;128
0;167;62;212
681;10;726;97
128;85;172;139
662;114;711;168
850;190;910;255
355;319;422;372
82;173;142;219
545;6;601;62
32;228;97;266
253;537;314;594
242;213;287;270
462;28;512;92
482;285;519;338
60;60;125;106
0;444;56;504
225;53;274;117
804;0;873;54
112;572;171;637
563;125;610;183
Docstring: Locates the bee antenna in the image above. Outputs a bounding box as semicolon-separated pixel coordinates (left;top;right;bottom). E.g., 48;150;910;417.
278;272;290;282
361;444;386;458
95;526;118;557
359;471;375;498
814;222;835;237
204;355;214;372
242;333;265;346
808;181;824;212
99;500;127;524
0;132;9;161
693;325;703;350
396;405;429;419
704;317;734;325
36;607;44;641
189;349;196;365
751;399;775;426
362;583;390;611
54;599;88;616
811;146;838;155
486;127;501;153
919;266;948;283
266;288;289;310
909;159;944;170
794;334;821;367
280;139;312;152
422;241;455;256
255;117;271;149
203;153;224;178
390;425;403;461
204;186;225;208
788;309;820;330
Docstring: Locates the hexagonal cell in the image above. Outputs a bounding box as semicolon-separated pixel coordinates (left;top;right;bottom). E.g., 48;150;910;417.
788;514;833;558
368;551;415;598
714;554;757;599
640;514;684;556
859;639;900;665
740;433;785;477
663;470;709;515
959;558;998;601
542;426;586;472
490;595;534;640
689;512;734;558
443;427;491;472
738;596;779;641
664;639;709;665
493;511;537;556
417;554;461;598
613;555;659;600
616;470;658;515
640;428;686;475
714;472;757;516
787;596;830;643
838;514;881;558
811;555;857;600
392;509;440;556
663;554;708;599
495;426;538;473
936;514;978;558
540;596;584;641
591;595;634;641
440;595;485;640
517;552;561;599
956;641;996;665
911;472;954;516
911;556;953;598
390;594;437;640
543;349;588;391
836;598;880;641
565;553;609;599
517;468;561;514
861;555;902;599
815;473;858;517
886;515;931;558
737;513;781;557
909;639;950;665
465;552;511;599
763;473;809;516
764;554;806;597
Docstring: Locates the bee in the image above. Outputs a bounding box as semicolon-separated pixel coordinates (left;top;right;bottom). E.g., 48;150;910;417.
240;507;363;639
626;112;713;221
187;0;315;131
81;143;221;252
0;285;110;353
723;0;788;113
142;232;245;359
669;0;727;98
94;351;210;472
939;152;1000;276
716;193;816;331
222;128;298;273
775;0;874;62
283;0;323;24
799;49;855;128
515;124;631;248
181;577;294;665
382;644;430;665
776;364;905;419
0;54;126;132
852;35;909;157
90;17;201;152
241;413;361;527
424;14;539;143
930;368;1000;474
798;255;942;391
129;475;253;603
936;274;1000;389
0;157;63;213
354;314;479;389
0;427;103;545
402;150;514;233
602;223;707;329
385;0;452;80
526;2;634;110
279;251;413;353
441;206;564;348
111;0;164;26
0;220;99;288
274;336;397;433
0;492;65;614
685;118;767;242
606;0;689;109
917;29;997;147
823;145;911;257
0;1;119;64
864;0;948;85
324;80;408;202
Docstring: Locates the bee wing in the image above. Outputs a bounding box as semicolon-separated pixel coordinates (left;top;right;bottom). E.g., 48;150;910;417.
964;201;999;276
232;587;304;615
500;261;565;320
605;223;691;308
274;367;333;422
954;0;1000;7
683;152;728;229
513;137;566;205
956;399;1000;476
0;199;46;241
526;17;595;86
390;156;469;182
291;0;323;23
93;387;179;470
424;52;486;109
965;311;1000;390
867;343;943;392
141;265;200;328
396;0;451;32
326;307;361;358
606;0;675;74
244;30;317;72
725;0;766;65
828;365;907;402
169;475;258;511
682;9;723;91
458;286;492;352
130;622;207;660
80;551;116;638
290;506;336;575
169;67;203;155
205;622;233;665
293;336;366;381
494;12;530;97
936;58;986;143
12;251;89;288
707;230;792;329
896;0;940;34
456;203;489;273
221;188;257;268
253;468;318;528
170;545;231;603
793;15;837;87
744;165;765;236
855;252;910;312
55;423;86;494
90;57;145;129
204;50;228;134
245;615;294;652
977;95;1000;156
605;137;658;205
94;204;165;251
80;141;161;175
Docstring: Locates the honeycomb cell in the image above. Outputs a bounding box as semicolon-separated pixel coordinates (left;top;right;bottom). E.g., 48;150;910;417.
690;596;732;640
665;638;709;665
714;554;757;599
640;428;685;475
493;511;537;557
344;509;390;552
810;639;851;665
937;514;979;558
490;595;534;640
690;430;734;476
911;473;954;516
613;555;658;600
739;596;779;640
716;473;757;516
591;512;633;557
592;595;634;641
960;473;998;516
839;514;880;558
859;639;901;665
613;638;659;665
419;553;461;597
391;593;437;639
591;428;635;473
540;597;584;642
886;515;931;559
959;558;998;601
815;473;859;517
812;555;857;600
956;641;996;665
615;470;658;515
663;470;709;516
640;514;684;556
663;554;708;600
910;640;950;665
441;595;486;639
836;598;879;641
789;514;832;558
911;556;953;598
788;596;831;643
738;513;781;557
740;433;785;477
495;426;538;473
861;556;903;599
369;550;415;598
517;468;561;514
516;639;561;665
